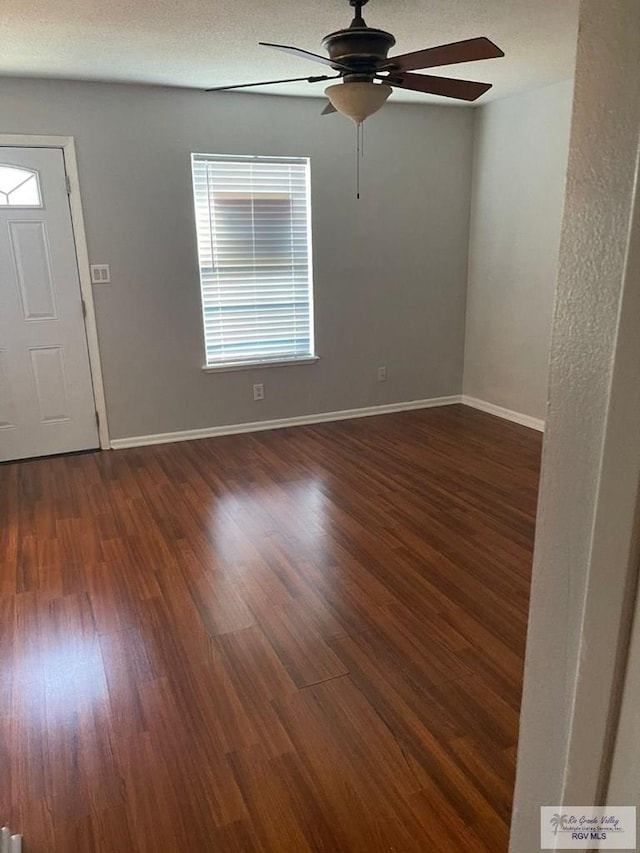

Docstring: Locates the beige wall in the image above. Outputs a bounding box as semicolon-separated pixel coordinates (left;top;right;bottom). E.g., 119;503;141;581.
463;80;574;420
0;79;474;441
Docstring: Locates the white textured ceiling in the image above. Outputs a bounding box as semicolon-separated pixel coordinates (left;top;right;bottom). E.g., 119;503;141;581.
0;0;578;105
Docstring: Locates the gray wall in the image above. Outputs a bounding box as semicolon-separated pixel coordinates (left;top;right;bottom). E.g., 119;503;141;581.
463;80;573;420
0;79;474;440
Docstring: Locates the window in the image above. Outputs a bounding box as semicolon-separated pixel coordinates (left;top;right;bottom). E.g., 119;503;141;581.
191;154;315;368
0;165;41;206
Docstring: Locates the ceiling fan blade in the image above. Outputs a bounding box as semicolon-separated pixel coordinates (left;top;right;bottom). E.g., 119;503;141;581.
206;74;336;92
384;72;492;102
321;102;337;115
260;42;351;72
381;37;504;73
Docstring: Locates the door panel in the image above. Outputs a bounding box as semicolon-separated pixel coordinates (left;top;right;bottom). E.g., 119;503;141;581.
0;147;99;461
29;346;71;423
0;349;16;429
9;220;58;320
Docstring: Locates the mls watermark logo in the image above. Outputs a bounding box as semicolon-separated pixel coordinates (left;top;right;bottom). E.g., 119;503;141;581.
541;806;636;849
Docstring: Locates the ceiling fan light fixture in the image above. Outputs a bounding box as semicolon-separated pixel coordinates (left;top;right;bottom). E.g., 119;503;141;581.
324;81;392;123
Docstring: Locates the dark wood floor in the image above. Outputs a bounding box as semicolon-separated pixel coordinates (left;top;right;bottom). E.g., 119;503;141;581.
0;404;542;852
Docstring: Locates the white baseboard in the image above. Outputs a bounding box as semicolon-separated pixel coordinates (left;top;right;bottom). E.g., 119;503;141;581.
461;395;545;432
110;395;462;449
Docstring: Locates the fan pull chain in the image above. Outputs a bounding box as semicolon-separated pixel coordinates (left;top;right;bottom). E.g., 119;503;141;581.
355;120;367;199
356;121;361;199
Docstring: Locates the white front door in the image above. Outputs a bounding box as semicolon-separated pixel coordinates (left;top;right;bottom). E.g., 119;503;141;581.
0;147;99;462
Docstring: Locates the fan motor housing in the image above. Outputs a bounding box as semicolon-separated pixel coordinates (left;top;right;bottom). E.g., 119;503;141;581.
322;27;396;70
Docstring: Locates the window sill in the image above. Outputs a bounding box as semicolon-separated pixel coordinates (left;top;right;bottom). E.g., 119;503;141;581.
202;356;319;374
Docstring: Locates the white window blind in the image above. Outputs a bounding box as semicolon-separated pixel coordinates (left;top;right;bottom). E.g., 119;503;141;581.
191;154;315;367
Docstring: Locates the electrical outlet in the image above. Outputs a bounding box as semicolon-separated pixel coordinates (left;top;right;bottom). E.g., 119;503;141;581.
90;264;111;284
253;383;264;401
377;366;387;382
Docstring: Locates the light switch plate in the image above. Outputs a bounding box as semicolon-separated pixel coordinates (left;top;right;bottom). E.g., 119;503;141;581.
90;264;111;284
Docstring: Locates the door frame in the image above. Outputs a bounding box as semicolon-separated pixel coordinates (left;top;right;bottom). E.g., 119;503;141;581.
509;1;640;847
0;134;109;449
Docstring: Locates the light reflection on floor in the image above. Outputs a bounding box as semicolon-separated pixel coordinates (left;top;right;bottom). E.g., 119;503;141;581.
210;477;329;566
13;614;108;726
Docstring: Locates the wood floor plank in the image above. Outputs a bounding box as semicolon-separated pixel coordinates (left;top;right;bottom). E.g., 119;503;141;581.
272;677;431;852
0;405;542;851
252;601;348;687
214;624;299;709
137;675;248;831
227;743;348;853
116;731;183;853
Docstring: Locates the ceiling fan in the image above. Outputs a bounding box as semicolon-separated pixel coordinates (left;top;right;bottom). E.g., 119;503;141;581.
206;0;504;123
